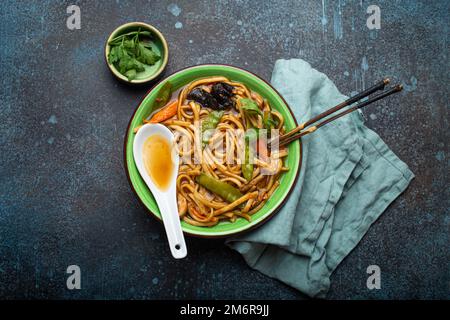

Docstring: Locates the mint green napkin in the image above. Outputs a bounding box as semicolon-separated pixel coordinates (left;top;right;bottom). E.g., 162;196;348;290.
227;59;414;298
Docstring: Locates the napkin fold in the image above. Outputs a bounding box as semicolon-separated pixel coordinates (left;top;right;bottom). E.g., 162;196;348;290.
227;59;414;298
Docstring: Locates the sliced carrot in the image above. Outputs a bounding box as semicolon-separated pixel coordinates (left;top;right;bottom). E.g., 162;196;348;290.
148;100;178;123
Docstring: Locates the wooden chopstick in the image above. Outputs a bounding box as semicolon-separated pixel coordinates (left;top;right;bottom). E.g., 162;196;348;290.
276;84;403;148
276;78;391;144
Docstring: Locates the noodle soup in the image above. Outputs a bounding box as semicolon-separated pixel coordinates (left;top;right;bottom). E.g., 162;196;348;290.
136;76;289;227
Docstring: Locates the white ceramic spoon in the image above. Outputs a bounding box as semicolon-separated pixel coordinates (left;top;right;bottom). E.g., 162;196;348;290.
133;123;187;259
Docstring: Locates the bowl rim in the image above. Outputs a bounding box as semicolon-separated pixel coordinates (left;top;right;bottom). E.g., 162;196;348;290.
123;64;302;238
104;22;169;84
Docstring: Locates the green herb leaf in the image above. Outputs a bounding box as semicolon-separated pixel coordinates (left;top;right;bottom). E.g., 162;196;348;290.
118;56;145;74
107;29;160;80
136;43;161;65
108;45;121;64
141;41;153;48
124;69;137;81
122;39;136;51
108;30;152;45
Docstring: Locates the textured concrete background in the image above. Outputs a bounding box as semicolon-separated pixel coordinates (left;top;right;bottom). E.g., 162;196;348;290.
0;0;448;299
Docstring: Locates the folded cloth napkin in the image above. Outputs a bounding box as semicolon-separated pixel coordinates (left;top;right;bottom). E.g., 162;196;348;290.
227;59;414;298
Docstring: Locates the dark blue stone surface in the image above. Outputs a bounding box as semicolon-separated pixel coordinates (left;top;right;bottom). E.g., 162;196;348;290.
0;0;448;299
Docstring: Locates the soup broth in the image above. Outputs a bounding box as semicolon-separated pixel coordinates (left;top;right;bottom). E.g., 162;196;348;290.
143;134;174;190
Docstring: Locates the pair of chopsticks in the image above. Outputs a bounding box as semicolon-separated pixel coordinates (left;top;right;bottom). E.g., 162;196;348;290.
272;78;403;149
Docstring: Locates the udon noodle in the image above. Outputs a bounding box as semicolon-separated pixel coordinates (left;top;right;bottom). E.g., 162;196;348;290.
141;76;289;227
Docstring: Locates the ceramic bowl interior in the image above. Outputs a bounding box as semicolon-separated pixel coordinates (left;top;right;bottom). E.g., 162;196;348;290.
105;22;168;84
124;65;301;237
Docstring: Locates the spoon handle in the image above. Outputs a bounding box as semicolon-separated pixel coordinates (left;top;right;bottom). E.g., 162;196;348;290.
155;191;187;259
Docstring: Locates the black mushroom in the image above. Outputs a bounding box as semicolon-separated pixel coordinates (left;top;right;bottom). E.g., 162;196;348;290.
211;82;235;109
187;82;235;110
187;88;220;109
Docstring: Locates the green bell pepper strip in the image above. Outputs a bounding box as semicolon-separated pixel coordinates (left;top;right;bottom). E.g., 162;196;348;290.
196;173;243;203
242;137;254;181
263;110;278;130
202;110;224;146
240;98;262;116
242;129;259;181
153;82;172;111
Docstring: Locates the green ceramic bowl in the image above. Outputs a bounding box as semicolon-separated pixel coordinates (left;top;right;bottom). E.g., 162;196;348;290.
124;65;301;237
105;22;168;84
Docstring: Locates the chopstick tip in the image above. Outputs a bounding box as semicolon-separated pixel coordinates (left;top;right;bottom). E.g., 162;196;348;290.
396;84;403;91
383;78;391;85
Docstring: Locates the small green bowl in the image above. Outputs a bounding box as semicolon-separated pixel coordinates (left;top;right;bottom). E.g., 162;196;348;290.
124;65;301;238
105;22;169;84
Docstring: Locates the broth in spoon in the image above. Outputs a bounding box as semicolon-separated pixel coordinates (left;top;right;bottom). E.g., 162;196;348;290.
142;134;174;191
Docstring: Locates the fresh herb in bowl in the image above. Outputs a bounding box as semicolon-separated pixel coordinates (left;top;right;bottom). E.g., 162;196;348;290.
108;29;161;81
